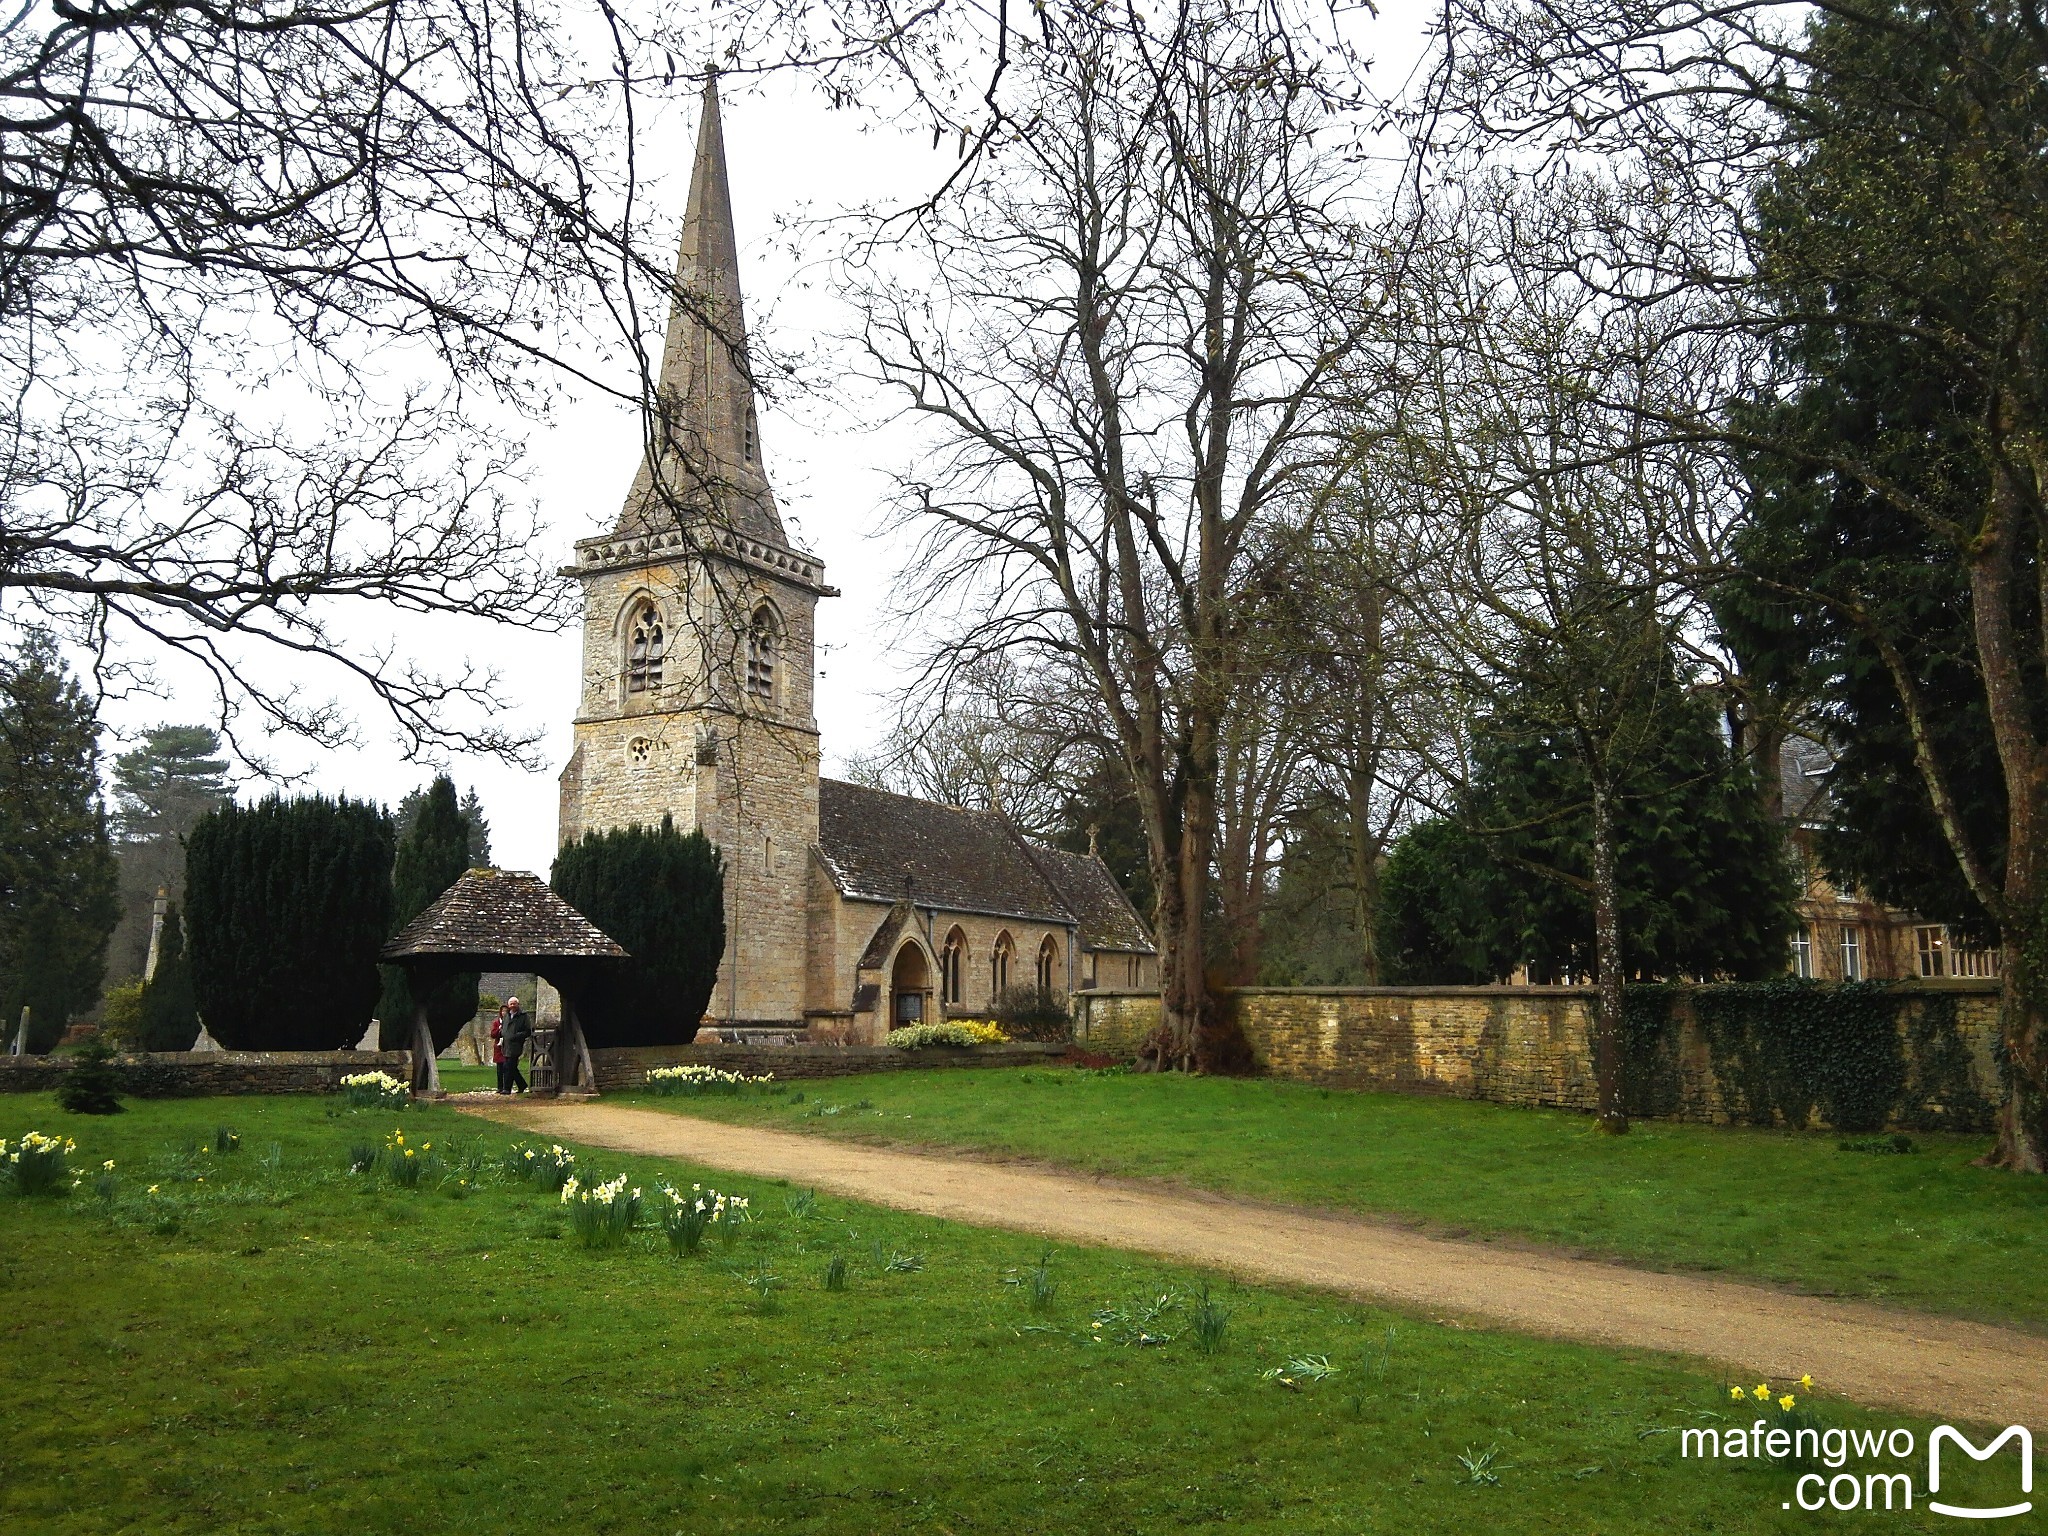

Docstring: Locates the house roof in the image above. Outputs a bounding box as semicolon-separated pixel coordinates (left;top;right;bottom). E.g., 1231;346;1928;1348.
380;869;629;964
1780;737;1833;826
816;778;1155;954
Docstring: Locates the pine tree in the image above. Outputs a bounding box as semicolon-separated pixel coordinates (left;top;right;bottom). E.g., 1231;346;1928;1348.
139;904;200;1051
55;1034;123;1114
377;776;478;1053
0;633;120;1052
184;795;393;1050
107;725;233;978
551;816;724;1047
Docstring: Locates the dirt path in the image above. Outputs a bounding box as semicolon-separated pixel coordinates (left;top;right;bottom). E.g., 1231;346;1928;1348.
464;1100;2047;1428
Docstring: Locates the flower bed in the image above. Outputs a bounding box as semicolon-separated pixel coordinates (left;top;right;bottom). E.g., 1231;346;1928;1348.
886;1021;1009;1050
645;1063;776;1096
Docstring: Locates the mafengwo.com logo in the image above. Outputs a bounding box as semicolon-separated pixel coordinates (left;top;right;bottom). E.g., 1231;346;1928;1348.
1681;1404;2033;1518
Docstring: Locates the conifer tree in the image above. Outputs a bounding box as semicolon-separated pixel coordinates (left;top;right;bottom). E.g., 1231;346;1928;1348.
184;795;393;1050
551;816;724;1047
0;632;120;1052
378;776;478;1053
139;904;200;1052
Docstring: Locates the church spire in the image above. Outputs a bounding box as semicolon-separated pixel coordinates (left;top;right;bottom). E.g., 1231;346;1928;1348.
619;72;784;544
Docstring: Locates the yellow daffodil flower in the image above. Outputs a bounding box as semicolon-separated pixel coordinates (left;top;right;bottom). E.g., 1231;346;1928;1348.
1798;1374;1814;1391
147;1184;159;1194
1780;1395;1796;1411
1730;1386;1745;1400
1754;1384;1771;1400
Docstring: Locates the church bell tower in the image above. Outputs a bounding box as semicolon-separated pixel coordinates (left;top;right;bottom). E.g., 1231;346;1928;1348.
557;76;831;1026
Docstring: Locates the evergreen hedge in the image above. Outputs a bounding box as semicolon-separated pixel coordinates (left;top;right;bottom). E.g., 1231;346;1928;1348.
376;776;478;1053
184;795;393;1050
138;904;200;1051
550;816;724;1047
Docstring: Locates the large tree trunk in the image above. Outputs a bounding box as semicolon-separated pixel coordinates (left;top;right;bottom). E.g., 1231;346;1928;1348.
1588;782;1629;1134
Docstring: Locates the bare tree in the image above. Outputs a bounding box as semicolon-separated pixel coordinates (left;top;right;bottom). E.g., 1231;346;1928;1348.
854;1;1373;1068
1429;0;2048;1169
1359;174;1750;1129
0;0;1006;768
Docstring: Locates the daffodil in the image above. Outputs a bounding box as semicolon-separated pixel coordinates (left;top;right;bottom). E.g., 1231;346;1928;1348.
1754;1384;1771;1400
147;1184;159;1194
102;1159;115;1170
1730;1386;1745;1401
1798;1374;1814;1391
1779;1395;1796;1411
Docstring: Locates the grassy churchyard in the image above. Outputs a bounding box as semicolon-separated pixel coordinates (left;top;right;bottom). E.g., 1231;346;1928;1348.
623;1068;2048;1327
1;1086;2022;1535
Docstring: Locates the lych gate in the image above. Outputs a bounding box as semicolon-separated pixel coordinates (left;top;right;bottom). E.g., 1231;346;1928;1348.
379;869;630;1095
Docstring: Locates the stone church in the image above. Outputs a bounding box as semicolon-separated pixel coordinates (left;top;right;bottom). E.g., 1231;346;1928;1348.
555;79;1156;1041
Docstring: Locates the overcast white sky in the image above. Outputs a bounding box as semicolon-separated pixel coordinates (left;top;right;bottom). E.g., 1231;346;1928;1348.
94;5;1437;877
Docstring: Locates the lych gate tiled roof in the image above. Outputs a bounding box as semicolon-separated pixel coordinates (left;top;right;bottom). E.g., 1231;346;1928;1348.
816;779;1155;954
380;869;629;963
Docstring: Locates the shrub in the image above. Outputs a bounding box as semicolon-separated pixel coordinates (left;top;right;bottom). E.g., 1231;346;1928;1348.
2;1131;76;1195
888;1021;1000;1050
98;977;145;1050
184;794;393;1050
55;1035;124;1115
551;816;724;1047
562;1174;640;1248
138;905;200;1051
992;985;1071;1043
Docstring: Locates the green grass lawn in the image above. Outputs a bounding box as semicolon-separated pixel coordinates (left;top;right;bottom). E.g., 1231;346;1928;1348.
621;1069;2048;1328
435;1062;497;1093
0;1093;1993;1535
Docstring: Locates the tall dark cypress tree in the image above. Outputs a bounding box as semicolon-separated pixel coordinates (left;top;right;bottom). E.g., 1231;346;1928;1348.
377;776;478;1052
551;816;724;1047
184;795;393;1050
138;904;200;1051
0;632;120;1052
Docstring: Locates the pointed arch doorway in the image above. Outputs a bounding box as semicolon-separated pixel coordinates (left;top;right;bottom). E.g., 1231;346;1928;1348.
890;942;931;1029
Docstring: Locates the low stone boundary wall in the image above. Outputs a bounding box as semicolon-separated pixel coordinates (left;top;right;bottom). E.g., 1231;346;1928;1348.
1073;983;2004;1132
588;1041;1066;1093
0;1049;413;1097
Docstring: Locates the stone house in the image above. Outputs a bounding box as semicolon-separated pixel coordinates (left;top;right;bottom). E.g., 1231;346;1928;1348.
1780;737;2001;982
552;79;1155;1042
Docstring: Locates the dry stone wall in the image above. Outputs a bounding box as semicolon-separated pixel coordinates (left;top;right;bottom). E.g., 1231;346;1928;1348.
1074;983;2003;1132
0;1050;413;1097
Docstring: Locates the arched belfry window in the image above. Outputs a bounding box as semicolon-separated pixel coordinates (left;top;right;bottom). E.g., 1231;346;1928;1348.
746;604;779;703
1036;935;1059;994
942;927;967;1008
626;602;665;694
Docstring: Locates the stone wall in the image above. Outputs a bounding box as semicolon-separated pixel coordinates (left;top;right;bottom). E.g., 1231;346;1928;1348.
1073;983;2004;1131
0;1049;413;1097
588;1041;1065;1093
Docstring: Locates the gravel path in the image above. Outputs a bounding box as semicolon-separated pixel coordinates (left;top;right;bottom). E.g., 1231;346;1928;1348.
463;1099;2047;1428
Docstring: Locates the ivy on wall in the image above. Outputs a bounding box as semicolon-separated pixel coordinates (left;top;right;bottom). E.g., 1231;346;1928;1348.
1622;980;1993;1134
1901;993;1997;1134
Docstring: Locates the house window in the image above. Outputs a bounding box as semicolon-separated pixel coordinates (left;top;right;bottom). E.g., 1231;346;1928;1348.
991;931;1013;997
1839;925;1863;982
1127;954;1139;987
745;605;778;703
1791;925;1814;979
942;928;966;1007
1036;936;1058;994
626;603;664;693
1916;925;1946;978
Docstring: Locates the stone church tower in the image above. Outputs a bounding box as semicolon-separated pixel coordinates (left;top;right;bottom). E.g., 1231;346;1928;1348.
557;76;831;1026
